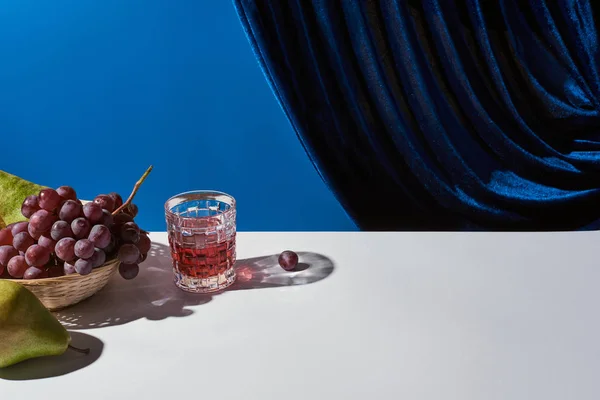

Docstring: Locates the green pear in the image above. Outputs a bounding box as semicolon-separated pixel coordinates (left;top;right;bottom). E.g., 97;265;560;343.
0;170;47;226
0;280;72;368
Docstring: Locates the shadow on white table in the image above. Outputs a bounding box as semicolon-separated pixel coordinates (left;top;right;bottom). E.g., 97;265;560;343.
54;242;334;330
0;332;103;381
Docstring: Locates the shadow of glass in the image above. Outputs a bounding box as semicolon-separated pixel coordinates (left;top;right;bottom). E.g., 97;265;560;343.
56;242;334;330
0;331;103;381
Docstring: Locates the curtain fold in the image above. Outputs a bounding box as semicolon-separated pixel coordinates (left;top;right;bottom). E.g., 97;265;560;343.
234;0;600;230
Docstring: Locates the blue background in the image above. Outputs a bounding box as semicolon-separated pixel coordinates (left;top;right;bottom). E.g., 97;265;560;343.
0;0;356;232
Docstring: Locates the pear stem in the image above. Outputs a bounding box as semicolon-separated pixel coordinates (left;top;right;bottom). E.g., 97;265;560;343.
68;344;91;355
112;165;153;216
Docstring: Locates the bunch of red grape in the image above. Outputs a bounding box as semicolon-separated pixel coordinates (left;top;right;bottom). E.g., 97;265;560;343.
0;186;150;280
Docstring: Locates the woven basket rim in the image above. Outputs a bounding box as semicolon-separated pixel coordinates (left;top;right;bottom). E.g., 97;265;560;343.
3;258;120;286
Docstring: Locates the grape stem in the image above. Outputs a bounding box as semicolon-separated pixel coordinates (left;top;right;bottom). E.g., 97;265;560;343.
112;165;153;216
68;344;90;355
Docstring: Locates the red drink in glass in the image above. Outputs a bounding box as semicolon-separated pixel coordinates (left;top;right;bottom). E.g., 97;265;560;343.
165;191;236;293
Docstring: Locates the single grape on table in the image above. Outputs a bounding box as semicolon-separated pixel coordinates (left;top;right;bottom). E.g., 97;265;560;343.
278;250;299;271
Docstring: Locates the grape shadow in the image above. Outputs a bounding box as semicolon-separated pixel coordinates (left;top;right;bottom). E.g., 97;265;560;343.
55;242;334;330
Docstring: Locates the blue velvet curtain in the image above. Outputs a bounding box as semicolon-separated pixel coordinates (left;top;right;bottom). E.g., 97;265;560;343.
233;0;600;231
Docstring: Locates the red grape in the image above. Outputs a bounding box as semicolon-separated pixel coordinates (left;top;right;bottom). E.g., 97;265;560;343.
56;186;77;201
7;255;28;278
13;232;35;252
38;235;57;250
29;209;57;232
55;237;76;262
126;203;138;218
119;263;139;280
118;244;140;264
51;220;73;241
0;228;13;246
21;195;40;218
90;248;106;268
75;258;93;275
100;209;113;226
89;225;111;249
113;212;133;225
38;189;62;212
59;200;83;223
137;252;147;263
28;223;44;240
83;202;103;224
10;221;29;236
25;245;50;267
94;195;115;212
278;250;299;271
24;266;47;280
109;192;123;209
120;222;140;243
0;245;18;267
104;235;117;255
135;233;151;254
74;239;95;259
64;261;77;275
71;217;91;239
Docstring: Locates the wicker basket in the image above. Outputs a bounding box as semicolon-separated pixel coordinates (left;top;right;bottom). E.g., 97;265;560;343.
5;259;119;311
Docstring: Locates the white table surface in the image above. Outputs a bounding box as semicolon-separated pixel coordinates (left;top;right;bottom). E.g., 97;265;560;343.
2;231;600;399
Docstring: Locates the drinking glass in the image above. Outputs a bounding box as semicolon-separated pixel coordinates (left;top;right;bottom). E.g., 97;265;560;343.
164;190;236;293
